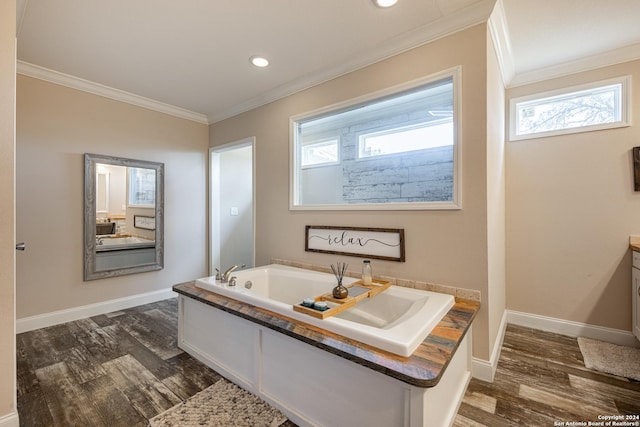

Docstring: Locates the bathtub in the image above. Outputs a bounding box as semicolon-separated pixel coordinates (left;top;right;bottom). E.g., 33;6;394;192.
195;264;454;357
96;236;155;251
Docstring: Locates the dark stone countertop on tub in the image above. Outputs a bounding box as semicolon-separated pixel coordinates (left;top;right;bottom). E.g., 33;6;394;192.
172;281;479;388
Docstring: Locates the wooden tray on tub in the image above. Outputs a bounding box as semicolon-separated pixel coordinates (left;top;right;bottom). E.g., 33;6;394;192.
293;278;391;320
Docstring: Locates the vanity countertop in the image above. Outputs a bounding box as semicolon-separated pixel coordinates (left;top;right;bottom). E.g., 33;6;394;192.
630;236;640;252
173;281;479;388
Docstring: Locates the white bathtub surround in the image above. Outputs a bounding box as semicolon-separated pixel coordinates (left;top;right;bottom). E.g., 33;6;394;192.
176;285;475;427
96;235;154;249
271;258;482;302
194;264;454;357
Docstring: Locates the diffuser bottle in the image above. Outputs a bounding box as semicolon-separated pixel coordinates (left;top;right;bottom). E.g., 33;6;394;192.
362;260;372;285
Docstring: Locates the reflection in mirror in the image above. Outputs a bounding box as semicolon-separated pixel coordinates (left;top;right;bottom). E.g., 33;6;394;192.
96;171;109;213
84;153;164;281
290;68;460;210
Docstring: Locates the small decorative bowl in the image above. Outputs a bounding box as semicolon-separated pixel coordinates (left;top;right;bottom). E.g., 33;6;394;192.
313;301;328;311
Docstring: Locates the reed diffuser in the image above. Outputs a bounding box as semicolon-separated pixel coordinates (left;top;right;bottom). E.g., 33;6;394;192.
331;261;349;299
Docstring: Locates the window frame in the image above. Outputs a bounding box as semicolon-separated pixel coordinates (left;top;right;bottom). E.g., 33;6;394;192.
509;76;631;141
357;118;454;160
289;66;461;211
300;137;340;169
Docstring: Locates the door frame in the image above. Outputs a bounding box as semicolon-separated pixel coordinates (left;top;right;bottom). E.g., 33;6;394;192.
209;137;256;275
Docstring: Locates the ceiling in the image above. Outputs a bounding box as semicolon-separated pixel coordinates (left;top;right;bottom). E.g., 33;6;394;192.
15;0;640;124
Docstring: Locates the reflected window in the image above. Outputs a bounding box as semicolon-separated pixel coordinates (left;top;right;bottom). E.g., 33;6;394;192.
128;167;156;206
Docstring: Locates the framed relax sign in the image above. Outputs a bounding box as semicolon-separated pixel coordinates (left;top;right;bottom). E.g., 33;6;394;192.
305;226;405;262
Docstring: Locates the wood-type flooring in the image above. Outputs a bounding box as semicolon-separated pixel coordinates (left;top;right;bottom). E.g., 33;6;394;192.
16;298;640;426
17;298;226;427
454;324;640;426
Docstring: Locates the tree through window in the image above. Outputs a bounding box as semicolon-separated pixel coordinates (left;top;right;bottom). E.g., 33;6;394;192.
510;77;630;141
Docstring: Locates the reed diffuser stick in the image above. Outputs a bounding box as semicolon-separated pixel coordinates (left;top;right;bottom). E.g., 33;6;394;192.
331;261;348;285
331;261;349;299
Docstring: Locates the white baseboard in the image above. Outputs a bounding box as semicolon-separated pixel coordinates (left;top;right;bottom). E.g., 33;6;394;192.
470;308;640;382
471;309;508;382
16;288;177;333
470;357;493;383
507;310;640;348
0;411;19;427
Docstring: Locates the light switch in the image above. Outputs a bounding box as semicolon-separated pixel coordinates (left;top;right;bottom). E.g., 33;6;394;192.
230;207;239;216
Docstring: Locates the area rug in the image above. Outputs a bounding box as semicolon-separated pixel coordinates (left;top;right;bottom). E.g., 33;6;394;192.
148;378;288;427
577;337;640;381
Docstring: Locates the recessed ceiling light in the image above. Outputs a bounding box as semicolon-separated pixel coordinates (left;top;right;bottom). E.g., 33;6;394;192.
373;0;398;7
250;56;269;68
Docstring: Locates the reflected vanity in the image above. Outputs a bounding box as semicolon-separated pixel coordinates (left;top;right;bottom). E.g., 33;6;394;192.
84;153;164;280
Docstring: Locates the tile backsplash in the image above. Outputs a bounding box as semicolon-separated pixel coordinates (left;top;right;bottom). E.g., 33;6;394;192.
271;258;481;302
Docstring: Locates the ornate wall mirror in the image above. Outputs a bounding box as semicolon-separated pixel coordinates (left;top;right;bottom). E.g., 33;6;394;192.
84;153;164;280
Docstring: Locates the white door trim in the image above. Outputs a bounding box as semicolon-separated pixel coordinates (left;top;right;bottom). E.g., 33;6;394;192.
209;137;256;275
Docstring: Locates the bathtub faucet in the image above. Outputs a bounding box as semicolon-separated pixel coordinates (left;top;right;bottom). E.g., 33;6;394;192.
221;264;245;283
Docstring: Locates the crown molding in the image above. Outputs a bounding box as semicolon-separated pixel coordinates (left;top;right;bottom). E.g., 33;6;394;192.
16;0;29;38
17;1;498;125
508;41;640;88
486;0;640;89
488;0;514;86
17;61;209;124
209;0;496;123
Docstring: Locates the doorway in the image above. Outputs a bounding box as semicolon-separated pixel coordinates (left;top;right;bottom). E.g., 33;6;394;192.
209;138;255;275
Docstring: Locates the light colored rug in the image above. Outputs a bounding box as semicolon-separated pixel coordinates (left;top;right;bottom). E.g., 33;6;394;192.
148;378;288;427
577;337;640;381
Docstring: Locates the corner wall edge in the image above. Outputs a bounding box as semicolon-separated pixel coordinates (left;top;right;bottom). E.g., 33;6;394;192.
471;309;507;382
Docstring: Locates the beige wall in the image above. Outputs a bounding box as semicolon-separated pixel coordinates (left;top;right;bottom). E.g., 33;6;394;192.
218;145;254;269
486;28;506;356
506;60;640;331
16;75;209;318
211;25;500;360
0;0;17;421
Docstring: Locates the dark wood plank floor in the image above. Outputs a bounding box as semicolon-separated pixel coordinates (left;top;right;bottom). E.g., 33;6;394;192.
17;298;222;427
18;299;640;426
455;324;640;426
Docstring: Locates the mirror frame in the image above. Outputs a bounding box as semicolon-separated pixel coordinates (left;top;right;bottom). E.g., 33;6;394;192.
83;153;165;281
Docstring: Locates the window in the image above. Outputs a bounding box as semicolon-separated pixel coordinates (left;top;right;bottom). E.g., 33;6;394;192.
290;67;460;210
510;76;630;141
301;138;339;168
358;119;453;159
